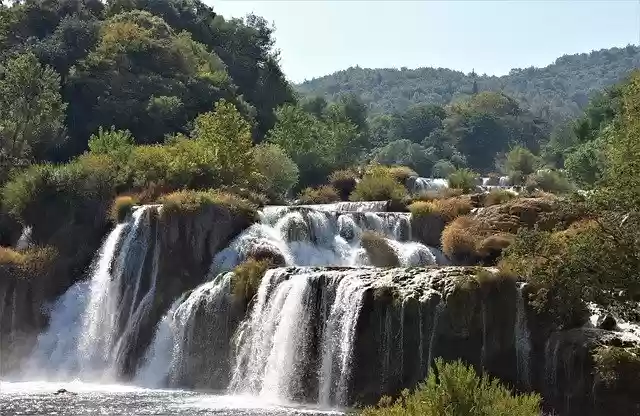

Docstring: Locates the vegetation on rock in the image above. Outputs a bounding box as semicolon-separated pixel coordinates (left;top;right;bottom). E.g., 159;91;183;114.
361;358;541;416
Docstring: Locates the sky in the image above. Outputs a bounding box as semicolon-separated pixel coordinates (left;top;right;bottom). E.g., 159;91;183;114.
210;1;640;83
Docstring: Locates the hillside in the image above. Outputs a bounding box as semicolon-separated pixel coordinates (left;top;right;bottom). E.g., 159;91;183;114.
296;45;640;123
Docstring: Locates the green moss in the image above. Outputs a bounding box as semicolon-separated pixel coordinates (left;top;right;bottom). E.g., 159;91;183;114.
232;258;273;304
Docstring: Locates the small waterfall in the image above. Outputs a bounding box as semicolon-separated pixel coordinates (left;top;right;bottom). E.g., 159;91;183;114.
514;283;532;389
410;177;449;194
26;206;160;381
15;226;32;250
230;268;369;406
318;277;367;406
136;272;232;387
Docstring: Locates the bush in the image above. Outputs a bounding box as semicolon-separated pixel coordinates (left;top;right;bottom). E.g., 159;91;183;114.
297;185;341;204
505;146;540;176
0;245;58;278
441;216;481;263
432;159;456;178
232;258;273;305
525;170;573;194
484;189;515;207
252;143;299;202
361;231;400;267
350;169;408;202
329;169;359;200
159;190;257;220
485;173;500;186
594;346;640;394
408;201;437;219
386;165;418;184
448;168;479;193
432;197;472;223
361;358;541;416
110;195;137;223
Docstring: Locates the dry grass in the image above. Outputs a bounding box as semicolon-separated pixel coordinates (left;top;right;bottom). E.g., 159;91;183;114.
484;189;516;207
386;166;418;184
232;258;273;305
297;185;341;204
0;245;58;278
433;197;473;222
442;216;513;264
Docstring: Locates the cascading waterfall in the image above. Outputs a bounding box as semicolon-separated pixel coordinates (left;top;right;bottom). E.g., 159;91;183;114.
140;204;443;391
25;205;161;381
229;268;369;406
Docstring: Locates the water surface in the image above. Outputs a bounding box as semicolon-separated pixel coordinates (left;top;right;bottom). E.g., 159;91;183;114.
0;381;343;416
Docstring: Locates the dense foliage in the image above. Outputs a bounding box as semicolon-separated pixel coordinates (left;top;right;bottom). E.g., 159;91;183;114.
298;45;640;124
361;359;541;416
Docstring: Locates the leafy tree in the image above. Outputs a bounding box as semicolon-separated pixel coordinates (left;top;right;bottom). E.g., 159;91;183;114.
0;52;66;179
88;126;134;160
505;146;539;176
432;159;456;178
300;96;328;118
252;143;299;202
564;139;606;188
448;112;509;172
268;104;361;187
373;139;435;176
192;99;255;185
391;104;446;144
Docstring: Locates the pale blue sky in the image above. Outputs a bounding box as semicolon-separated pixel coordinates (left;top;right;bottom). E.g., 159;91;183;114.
211;1;640;83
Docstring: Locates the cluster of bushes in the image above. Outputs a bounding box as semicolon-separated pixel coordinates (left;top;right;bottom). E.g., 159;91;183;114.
361;358;541;416
0;246;58;281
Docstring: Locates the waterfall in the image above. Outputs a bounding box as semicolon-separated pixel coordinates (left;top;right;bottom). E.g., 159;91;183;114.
229;268;369;406
410;177;449;194
514;283;532;389
25;206;160;381
15;226;32;250
136;272;232;387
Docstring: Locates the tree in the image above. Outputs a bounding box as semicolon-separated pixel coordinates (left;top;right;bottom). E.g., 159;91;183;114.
373;139;435;176
0;52;66;179
192;99;255;185
505;146;540;176
564;139;606;188
252;143;299;201
268;104;361;187
449;112;509;172
432;159;456;178
391;104;446;144
88;126;134;160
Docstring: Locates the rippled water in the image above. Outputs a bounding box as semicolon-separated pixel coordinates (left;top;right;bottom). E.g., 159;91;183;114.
0;381;343;416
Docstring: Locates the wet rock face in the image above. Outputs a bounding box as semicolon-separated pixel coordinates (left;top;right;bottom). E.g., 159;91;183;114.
122;203;256;376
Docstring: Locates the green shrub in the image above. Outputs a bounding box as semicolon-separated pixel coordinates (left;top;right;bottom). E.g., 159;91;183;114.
505;146;540;176
385;166;418;184
297;185;341;204
361;231;400;267
232;258;273;305
408;201;437;219
350;169;408;202
484;189;515;207
432;159;456;178
448;168;479;193
329;169;359;200
594;346;640;394
361;359;541;416
110;195;137;223
525;170;573;194
252;143;299;202
159;190;257;220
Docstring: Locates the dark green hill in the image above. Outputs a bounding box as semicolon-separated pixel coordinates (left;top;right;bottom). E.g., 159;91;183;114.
296;45;640;123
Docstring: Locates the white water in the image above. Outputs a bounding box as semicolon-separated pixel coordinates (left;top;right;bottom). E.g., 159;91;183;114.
229;269;369;406
24;206;160;381
411;177;449;194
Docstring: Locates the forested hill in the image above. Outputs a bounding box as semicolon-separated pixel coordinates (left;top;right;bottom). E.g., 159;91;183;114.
296;45;640;123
